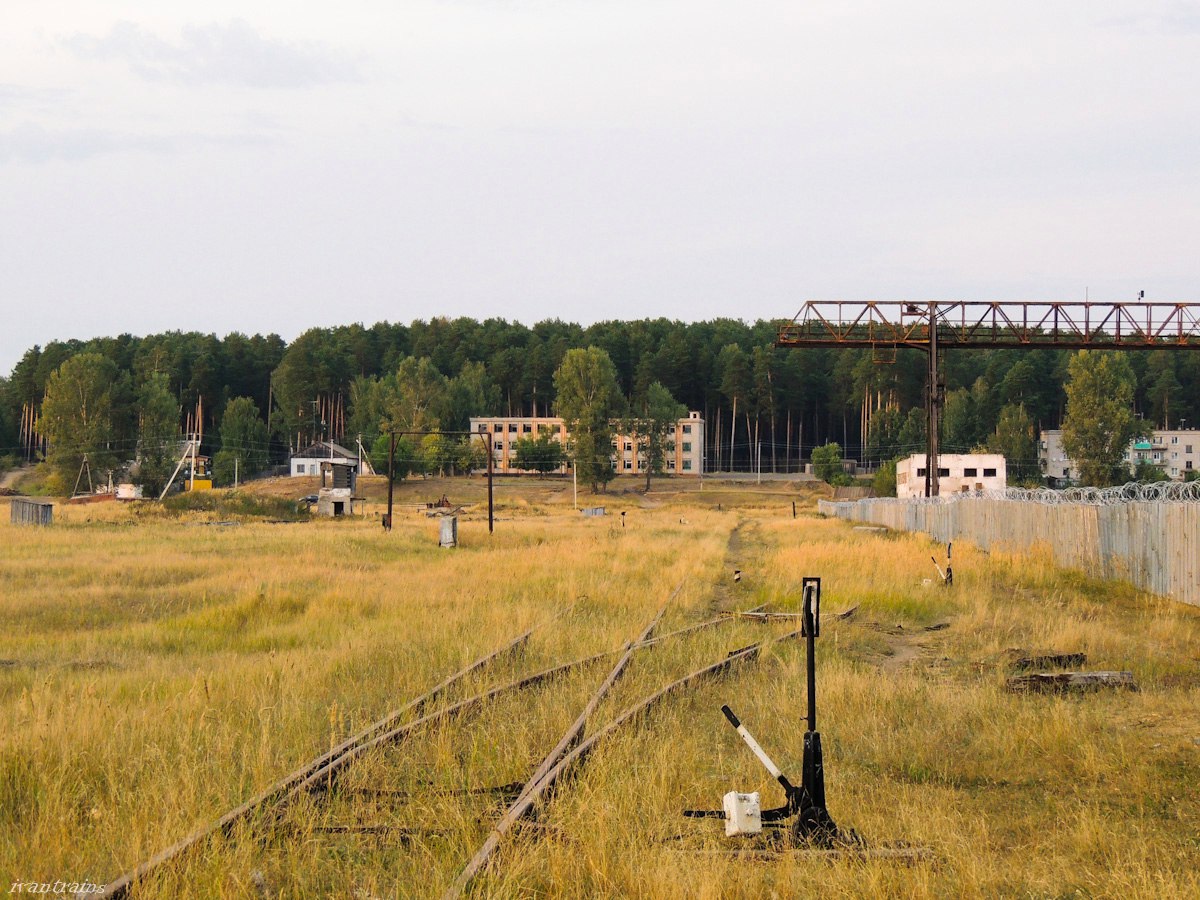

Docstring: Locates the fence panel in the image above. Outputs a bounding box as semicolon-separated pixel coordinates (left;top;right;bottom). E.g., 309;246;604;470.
818;496;1199;607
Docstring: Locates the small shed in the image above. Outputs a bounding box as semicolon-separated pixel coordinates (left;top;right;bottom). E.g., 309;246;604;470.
11;498;53;526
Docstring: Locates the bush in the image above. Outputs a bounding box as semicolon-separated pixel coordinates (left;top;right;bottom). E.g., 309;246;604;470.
872;459;897;497
811;442;844;484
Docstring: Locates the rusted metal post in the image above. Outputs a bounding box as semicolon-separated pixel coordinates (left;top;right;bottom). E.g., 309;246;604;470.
487;435;494;534
385;432;395;531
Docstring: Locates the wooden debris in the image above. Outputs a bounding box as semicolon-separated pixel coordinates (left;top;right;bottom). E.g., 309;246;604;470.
684;846;934;863
1006;671;1136;693
1008;652;1087;671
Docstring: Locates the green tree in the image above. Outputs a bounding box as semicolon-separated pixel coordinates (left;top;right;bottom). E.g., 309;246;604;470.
986;403;1037;484
371;434;415;482
213;397;269;487
135;373;180;494
1061;351;1138;487
1133;459;1170;483
717;344;751;471
454;436;489;475
625;381;687;490
513;428;567;476
41;353;120;491
865;406;905;463
554;347;623;492
896;407;926;456
812;442;845;484
872;458;897;497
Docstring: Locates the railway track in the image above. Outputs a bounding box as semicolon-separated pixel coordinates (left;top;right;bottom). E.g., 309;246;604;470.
93;587;799;898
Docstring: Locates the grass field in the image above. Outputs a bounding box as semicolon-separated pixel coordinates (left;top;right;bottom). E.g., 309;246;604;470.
2;476;1198;898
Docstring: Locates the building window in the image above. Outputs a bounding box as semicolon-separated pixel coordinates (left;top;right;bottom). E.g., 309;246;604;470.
683;460;692;471
624;441;633;451
667;459;675;469
1188;461;1194;470
682;442;692;452
683;425;692;434
477;423;487;432
494;440;503;451
1172;436;1179;444
493;423;502;432
964;468;978;477
508;424;518;433
624;460;632;470
917;468;926;477
938;468;949;477
523;424;532;433
983;468;997;477
1188;445;1194;454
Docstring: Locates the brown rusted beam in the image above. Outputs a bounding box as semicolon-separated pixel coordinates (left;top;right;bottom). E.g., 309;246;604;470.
776;301;1200;350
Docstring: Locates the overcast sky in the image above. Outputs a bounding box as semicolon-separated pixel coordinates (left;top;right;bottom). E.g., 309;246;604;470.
2;1;1198;373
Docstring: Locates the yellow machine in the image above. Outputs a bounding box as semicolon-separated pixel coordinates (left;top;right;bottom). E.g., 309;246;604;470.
185;455;213;491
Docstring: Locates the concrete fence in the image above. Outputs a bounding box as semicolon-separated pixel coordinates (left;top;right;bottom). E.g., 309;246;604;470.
818;496;1200;607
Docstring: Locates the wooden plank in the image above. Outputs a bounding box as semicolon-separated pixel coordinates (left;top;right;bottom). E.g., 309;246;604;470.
1008;652;1087;671
1006;671;1136;693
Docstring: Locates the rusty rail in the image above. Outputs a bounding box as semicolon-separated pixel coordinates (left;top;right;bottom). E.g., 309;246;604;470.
444;627;803;898
93;628;535;898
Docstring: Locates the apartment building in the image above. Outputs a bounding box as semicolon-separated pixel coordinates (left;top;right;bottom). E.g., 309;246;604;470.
469;411;705;476
1039;428;1200;483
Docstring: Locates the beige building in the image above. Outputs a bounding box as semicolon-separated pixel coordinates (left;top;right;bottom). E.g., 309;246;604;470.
895;453;1007;498
1039;428;1200;483
469;411;705;476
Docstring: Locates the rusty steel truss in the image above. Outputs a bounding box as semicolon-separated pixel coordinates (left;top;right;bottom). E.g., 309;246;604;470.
777;300;1200;350
776;300;1200;499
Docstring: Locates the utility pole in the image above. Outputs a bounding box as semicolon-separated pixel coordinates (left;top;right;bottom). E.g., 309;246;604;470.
385;432;395;531
925;304;941;498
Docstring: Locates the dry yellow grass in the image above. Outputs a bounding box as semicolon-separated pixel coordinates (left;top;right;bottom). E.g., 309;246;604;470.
1;486;1197;898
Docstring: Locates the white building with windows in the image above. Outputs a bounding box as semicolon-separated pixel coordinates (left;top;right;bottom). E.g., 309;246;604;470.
1039;429;1200;484
469;412;705;476
895;453;1006;498
290;440;365;477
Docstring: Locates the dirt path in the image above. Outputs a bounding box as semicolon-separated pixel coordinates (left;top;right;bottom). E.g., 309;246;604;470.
0;466;30;491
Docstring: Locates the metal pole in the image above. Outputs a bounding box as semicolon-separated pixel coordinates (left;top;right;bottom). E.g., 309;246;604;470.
487;438;494;534
385;433;395;531
925;303;941;498
804;582;817;732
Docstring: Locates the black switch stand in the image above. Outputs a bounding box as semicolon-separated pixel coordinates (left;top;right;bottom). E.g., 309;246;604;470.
793;576;842;845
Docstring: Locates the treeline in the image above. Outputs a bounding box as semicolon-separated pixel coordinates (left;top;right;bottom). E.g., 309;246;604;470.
3;317;1200;479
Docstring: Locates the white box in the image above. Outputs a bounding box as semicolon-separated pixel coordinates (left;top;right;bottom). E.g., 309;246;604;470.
722;790;762;836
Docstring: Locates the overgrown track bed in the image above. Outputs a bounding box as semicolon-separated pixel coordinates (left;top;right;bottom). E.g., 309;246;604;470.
112;601;797;896
4;499;1200;898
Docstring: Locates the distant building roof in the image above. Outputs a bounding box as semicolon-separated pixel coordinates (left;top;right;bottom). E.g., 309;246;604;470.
293;440;357;460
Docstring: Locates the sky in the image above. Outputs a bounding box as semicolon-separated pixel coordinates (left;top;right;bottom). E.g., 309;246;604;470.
2;1;1198;373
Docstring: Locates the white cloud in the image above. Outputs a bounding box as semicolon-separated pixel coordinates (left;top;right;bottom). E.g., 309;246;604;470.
63;19;361;88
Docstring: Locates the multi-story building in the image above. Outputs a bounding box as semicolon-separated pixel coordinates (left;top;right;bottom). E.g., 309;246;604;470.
469;412;705;476
895;453;1007;498
1039;428;1200;483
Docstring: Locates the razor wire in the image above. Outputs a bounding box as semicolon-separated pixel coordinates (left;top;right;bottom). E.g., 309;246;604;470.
875;480;1200;507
